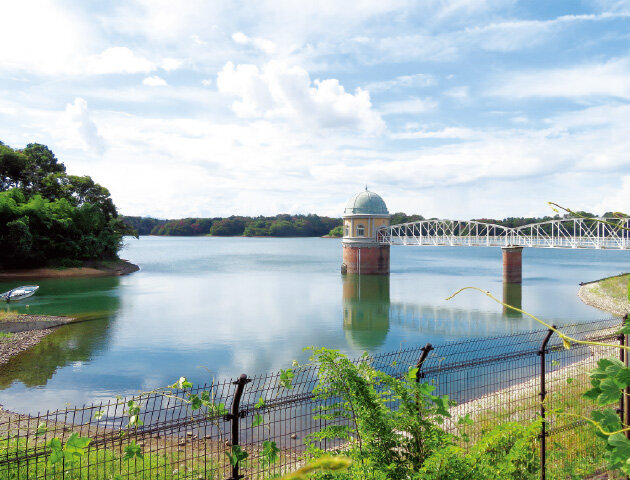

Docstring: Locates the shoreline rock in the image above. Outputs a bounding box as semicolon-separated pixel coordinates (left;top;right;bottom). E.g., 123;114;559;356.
0;259;139;280
0;328;54;366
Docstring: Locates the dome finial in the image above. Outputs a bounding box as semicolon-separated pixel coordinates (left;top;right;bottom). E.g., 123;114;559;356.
365;184;368;191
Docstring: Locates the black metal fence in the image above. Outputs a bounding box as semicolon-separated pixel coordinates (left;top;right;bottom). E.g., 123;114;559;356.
0;316;624;479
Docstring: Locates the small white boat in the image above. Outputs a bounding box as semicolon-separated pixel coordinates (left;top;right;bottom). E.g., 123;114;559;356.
0;285;39;302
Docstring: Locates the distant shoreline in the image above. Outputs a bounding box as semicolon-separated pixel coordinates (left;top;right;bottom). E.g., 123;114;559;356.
578;273;630;317
0;259;139;280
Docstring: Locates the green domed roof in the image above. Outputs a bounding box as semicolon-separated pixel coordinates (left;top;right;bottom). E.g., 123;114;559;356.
344;189;389;215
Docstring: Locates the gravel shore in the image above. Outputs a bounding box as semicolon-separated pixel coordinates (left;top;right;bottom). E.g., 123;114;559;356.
0;328;53;366
579;278;630;317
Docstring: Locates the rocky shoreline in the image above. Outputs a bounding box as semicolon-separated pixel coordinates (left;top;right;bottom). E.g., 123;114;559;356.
0;328;54;366
578;274;630;317
0;259;139;280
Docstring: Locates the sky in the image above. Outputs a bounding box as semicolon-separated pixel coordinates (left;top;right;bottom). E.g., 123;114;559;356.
0;0;629;220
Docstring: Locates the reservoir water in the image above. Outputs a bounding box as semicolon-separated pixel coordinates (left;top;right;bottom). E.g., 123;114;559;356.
0;236;625;414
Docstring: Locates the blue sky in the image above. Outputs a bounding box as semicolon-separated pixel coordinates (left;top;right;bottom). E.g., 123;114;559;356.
1;0;628;219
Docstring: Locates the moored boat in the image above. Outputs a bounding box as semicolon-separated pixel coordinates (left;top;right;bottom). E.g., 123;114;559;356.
0;285;39;302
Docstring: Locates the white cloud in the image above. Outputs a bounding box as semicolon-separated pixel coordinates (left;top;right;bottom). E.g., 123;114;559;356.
380;97;438;115
594;175;630;214
232;32;276;54
391;127;476;139
444;86;469;98
161;58;184;71
217;61;385;134
0;1;92;75
143;76;168;87
491;59;630;99
59;98;106;154
85;47;156;75
366;74;436;92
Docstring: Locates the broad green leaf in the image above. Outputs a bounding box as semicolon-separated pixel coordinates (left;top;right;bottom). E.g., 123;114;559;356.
616;368;630;387
93;410;105;420
47;438;63;466
123;441;144;461
252;414;264;427
226;445;248;467
407;367;419;381
261;440;280;466
592;408;624;443
418;383;436;395
62;433;91;464
255;397;266;409
597;377;622;405
189;394;202;411
169;377;193;389
457;414;473;426
608;433;630;465
280;369;294;390
582;387;601;401
36;422;48;436
605;363;623;378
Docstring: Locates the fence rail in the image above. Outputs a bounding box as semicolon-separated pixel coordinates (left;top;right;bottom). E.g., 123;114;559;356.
0;316;625;479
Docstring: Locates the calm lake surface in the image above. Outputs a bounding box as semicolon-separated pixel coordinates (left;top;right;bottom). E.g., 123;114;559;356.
0;236;625;413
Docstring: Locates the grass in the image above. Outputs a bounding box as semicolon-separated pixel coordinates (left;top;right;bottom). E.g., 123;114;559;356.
0;310;19;322
0;332;14;341
598;275;630;302
450;347;619;479
0;438;220;480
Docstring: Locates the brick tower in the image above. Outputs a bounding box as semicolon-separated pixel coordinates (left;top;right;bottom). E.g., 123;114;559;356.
341;188;390;275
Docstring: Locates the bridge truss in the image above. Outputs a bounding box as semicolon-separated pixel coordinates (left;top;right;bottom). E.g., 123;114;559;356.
377;217;630;249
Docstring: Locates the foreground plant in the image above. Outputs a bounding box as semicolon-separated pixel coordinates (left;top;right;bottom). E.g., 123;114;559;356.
448;283;630;476
301;347;539;479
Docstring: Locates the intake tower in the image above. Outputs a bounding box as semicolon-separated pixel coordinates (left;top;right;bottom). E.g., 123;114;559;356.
341;188;390;275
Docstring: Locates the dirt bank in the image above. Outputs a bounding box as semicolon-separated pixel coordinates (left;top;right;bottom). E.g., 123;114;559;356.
578;273;630;317
0;259;139;280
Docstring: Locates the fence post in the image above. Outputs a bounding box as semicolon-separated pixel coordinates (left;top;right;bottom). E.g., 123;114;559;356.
538;326;555;480
227;374;251;480
415;343;433;382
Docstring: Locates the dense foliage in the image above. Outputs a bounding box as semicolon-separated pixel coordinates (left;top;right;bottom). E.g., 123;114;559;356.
0;141;133;268
122;201;621;240
302;347;540;480
122;214;342;237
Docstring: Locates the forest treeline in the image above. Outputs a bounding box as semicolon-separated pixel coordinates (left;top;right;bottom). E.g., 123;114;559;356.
122;210;609;238
0;141;133;268
122;215;342;237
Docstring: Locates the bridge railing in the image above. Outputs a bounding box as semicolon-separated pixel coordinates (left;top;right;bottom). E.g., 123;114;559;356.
378;217;630;250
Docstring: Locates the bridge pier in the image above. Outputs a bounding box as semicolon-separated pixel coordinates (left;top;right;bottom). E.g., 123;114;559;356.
502;246;523;284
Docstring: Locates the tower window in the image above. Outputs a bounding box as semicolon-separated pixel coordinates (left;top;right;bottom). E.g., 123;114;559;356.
356;224;365;236
344;225;349;236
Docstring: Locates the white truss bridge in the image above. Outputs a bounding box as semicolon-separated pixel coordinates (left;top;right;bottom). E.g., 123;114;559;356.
377;217;630;250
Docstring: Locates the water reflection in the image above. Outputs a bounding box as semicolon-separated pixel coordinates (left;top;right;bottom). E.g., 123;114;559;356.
0;277;121;388
342;275;390;349
0;318;114;388
502;283;523;318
